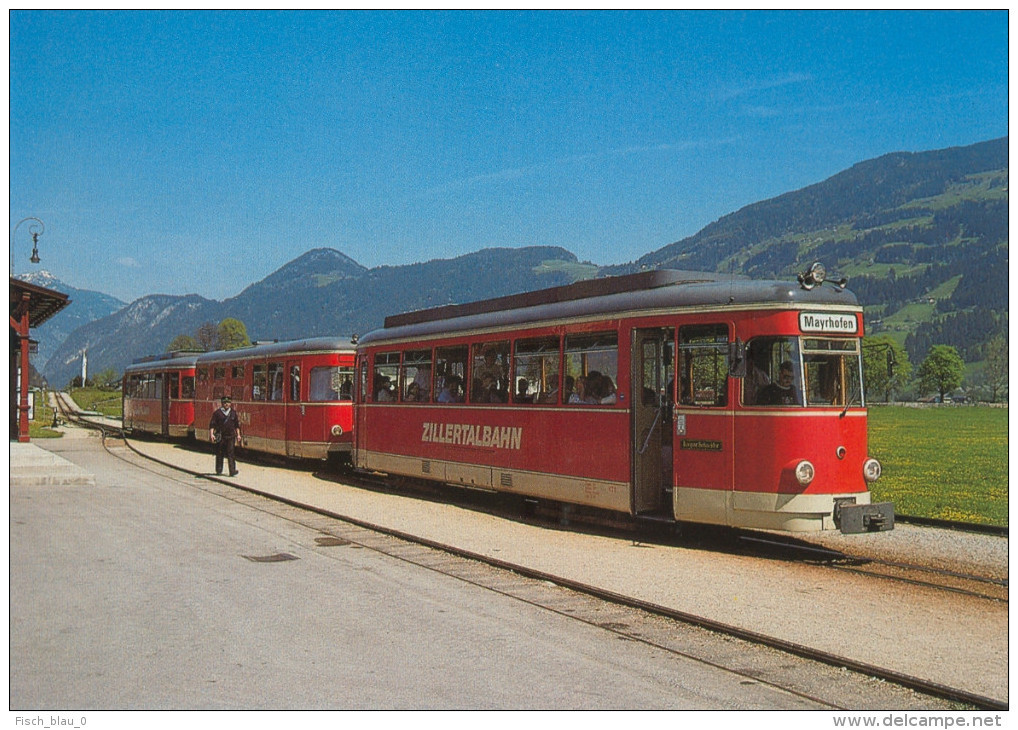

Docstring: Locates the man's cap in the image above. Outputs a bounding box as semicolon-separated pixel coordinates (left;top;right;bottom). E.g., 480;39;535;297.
221;396;232;403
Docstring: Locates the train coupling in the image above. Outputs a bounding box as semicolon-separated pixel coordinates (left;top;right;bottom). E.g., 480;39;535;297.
835;501;895;533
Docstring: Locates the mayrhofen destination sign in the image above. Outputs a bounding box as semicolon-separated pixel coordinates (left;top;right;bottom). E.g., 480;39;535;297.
798;312;859;334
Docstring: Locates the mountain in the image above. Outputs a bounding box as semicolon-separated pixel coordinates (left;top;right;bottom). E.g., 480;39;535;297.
41;247;589;387
610;137;1008;365
13;271;126;377
44;294;219;388
39;137;1007;387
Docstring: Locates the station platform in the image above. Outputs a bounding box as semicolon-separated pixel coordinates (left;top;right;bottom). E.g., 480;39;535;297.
17;421;1009;706
10;441;96;486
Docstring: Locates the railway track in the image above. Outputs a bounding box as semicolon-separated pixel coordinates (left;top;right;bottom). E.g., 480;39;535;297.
53;398;1007;708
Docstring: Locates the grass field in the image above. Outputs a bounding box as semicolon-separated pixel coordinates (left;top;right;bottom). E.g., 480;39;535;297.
867;405;1008;527
69;387;123;418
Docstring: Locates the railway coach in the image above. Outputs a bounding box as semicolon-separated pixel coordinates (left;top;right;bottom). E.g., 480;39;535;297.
194;337;356;460
352;266;893;534
123;352;198;438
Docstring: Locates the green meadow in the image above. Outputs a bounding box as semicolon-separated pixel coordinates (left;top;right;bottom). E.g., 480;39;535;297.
867;406;1008;527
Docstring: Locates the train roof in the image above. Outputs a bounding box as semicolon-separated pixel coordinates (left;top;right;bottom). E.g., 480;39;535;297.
361;269;860;345
124;351;200;372
194;336;357;365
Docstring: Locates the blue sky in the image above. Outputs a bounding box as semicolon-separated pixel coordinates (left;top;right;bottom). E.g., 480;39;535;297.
9;10;1009;303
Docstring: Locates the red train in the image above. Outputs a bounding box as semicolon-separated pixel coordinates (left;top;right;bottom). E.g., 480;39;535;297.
121;266;892;533
353;267;891;534
192;337;356;460
122;352;198;438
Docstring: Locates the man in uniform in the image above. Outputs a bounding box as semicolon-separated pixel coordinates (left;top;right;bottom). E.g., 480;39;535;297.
209;395;242;476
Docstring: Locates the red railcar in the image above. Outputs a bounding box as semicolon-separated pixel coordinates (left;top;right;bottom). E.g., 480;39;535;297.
353;267;892;533
194;337;356;460
123;353;198;438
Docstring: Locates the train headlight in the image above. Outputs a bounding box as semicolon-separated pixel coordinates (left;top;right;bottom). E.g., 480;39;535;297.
798;262;826;290
794;460;815;486
331;425;344;437
863;458;882;483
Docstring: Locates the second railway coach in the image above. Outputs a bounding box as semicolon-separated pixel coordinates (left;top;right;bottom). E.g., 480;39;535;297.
123;352;198;438
194;337;356;460
353;267;892;534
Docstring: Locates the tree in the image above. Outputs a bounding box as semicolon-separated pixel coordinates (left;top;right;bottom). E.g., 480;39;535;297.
862;335;912;403
982;335;1008;403
196;322;220;352
93;366;120;389
217;318;251;350
917;345;965;402
168;334;200;352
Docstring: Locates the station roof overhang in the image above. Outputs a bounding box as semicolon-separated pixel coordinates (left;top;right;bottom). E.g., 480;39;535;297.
10;277;71;330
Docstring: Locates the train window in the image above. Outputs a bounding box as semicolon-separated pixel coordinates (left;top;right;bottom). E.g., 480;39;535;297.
435;346;468;403
232;366;245;379
742;337;803;407
564;332;618;405
802;338;862;407
182;376;195;399
169;373;180;399
214;366;226;380
290;365;301;401
309;366;354;402
197;367;209;383
678;325;729;407
252;364;267;401
470;341;509;403
268;363;284;401
373;352;400;402
513;337;561;404
401;349;433;402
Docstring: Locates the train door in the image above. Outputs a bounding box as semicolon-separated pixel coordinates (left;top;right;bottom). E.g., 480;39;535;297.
160;372;171;437
286;360;303;458
632;328;674;514
673;323;736;525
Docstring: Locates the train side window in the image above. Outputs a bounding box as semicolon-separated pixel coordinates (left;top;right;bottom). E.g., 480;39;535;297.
268;363;284;401
169;373;180;400
252;364;267;401
181;376;195;399
470;341;509;404
401;349;433;402
213;366;226;381
373;352;400;402
678;325;729;407
513;336;561;405
435;346;468;403
289;365;301;402
232;366;244;379
564;332;618;405
742;337;802;407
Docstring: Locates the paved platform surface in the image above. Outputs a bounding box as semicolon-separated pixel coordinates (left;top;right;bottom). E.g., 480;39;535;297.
19;404;1009;704
11;441;96;486
85;434;1009;704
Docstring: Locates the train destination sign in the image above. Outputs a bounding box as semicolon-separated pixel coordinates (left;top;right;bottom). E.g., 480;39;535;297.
422;422;523;450
798;312;858;334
